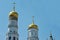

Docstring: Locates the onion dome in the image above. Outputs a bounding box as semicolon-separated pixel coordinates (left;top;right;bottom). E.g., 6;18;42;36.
9;2;18;18
28;16;38;30
28;23;38;29
9;11;18;18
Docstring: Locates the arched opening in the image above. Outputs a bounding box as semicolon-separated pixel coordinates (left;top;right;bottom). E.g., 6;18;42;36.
17;38;18;40
9;36;11;40
13;37;15;40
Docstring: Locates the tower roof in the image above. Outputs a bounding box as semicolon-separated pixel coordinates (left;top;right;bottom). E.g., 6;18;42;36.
9;2;18;18
9;11;18;18
28;16;38;30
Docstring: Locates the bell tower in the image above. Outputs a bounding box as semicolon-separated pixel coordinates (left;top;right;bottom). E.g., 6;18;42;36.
27;16;39;40
6;2;19;40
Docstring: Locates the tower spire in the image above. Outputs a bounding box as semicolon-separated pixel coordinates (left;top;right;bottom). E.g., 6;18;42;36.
32;16;34;24
50;32;52;36
13;2;16;11
50;32;53;40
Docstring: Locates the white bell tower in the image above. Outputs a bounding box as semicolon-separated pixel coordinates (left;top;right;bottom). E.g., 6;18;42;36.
27;16;39;40
6;2;19;40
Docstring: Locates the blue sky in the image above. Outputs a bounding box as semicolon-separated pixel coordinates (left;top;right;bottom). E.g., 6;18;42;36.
0;0;60;40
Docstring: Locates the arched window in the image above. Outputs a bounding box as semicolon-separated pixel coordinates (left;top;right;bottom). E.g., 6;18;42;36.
13;37;15;40
9;37;11;40
17;38;18;40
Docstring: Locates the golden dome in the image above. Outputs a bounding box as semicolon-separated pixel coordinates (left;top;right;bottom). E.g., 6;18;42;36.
28;16;38;29
28;23;38;29
9;11;18;18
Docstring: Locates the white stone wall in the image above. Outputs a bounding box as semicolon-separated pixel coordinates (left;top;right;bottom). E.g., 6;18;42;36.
28;28;38;37
6;19;18;40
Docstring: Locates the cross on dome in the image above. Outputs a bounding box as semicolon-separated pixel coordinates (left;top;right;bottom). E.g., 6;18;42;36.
13;2;16;11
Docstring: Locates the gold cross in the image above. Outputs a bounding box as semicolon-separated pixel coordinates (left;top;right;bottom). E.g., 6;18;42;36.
13;2;16;11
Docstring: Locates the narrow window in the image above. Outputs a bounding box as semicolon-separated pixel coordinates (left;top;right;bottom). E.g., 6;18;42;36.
13;37;15;40
17;38;18;40
9;37;11;40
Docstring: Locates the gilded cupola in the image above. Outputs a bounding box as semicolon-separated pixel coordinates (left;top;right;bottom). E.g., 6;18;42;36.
9;2;18;18
28;16;38;29
9;11;18;18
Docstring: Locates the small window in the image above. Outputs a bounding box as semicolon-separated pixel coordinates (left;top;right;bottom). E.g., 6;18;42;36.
13;37;15;40
14;31;15;33
10;31;12;32
9;37;11;40
14;31;16;33
17;38;18;40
